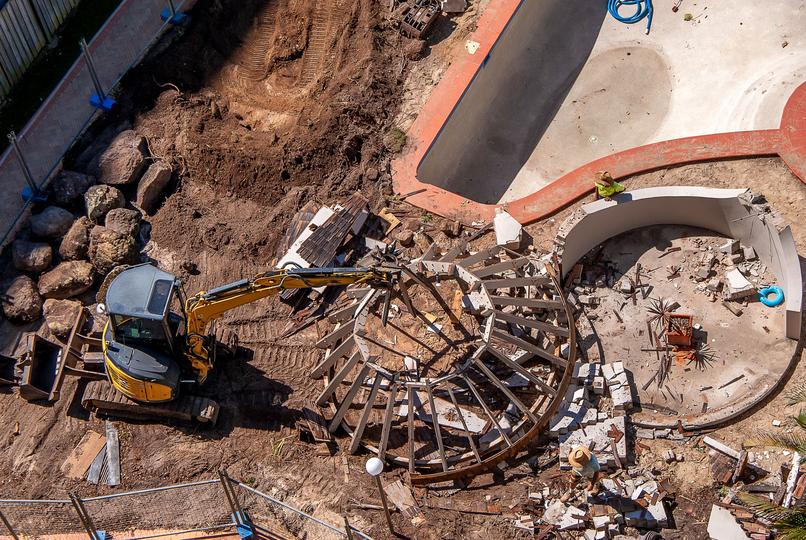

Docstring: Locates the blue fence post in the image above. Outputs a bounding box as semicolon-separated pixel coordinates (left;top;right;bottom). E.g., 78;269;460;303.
160;0;188;25
8;132;46;203
80;38;116;112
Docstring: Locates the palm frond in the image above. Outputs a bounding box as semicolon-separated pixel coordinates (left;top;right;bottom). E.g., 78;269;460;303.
739;493;797;522
786;384;806;406
755;431;806;455
797;411;806;431
739;494;806;540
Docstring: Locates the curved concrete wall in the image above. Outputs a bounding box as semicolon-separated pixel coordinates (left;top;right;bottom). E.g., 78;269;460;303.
555;187;803;339
416;0;608;204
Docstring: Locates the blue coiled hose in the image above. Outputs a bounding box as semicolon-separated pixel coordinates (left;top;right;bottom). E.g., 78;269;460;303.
608;0;653;34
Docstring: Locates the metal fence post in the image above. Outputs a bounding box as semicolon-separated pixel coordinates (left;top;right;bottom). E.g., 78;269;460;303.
69;493;102;540
0;508;19;540
80;38;115;112
8;131;45;202
161;0;188;24
343;516;355;540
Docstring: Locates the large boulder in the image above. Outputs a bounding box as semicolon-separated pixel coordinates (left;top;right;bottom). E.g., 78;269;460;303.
105;208;141;237
89;226;138;275
85;184;124;221
135;161;172;214
95;130;148;185
48;170;96;206
59;217;92;260
38;261;94;299
29;206;74;238
2;275;43;322
12;240;52;273
43;299;82;337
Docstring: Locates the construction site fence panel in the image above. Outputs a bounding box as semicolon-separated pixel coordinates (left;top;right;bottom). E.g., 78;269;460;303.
0;476;374;539
0;0;81;97
0;0;196;251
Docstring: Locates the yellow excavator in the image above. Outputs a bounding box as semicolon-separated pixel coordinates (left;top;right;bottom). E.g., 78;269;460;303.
76;263;399;424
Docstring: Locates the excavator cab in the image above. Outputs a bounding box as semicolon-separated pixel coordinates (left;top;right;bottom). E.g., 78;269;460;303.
103;264;187;403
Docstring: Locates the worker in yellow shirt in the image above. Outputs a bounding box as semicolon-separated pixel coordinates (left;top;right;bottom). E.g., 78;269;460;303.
594;171;626;200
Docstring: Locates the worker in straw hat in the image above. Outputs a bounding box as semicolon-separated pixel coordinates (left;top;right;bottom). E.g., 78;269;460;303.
568;445;604;493
594;171;626;201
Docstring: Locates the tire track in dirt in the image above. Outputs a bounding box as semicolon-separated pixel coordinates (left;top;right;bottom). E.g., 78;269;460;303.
238;0;285;81
299;1;336;85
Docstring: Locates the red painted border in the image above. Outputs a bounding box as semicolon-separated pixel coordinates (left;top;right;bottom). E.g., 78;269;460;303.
391;0;806;225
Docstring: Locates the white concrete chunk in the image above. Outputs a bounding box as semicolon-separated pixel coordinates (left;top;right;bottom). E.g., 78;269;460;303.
707;504;750;540
493;208;522;248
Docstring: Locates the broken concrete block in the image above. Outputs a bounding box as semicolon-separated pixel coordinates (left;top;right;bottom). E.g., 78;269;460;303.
743;245;757;261
601;363;615;380
493;208;522;248
592;515;610;531
664;449;676;463
613;371;629;388
730;252;744;265
612;361;624;376
725;268;756;300
578;294;598;306
695;267;711;282
593;376;605;395
636;429;655;440
707;505;750;539
611;384;634;411
720;239;740;254
618;278;633;294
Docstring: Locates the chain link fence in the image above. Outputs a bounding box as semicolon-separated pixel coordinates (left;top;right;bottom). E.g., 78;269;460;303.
0;0;197;250
0;474;373;540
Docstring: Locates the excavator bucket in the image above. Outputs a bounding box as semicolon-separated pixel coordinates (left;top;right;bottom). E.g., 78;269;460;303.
17;333;64;401
0;353;18;387
17;308;105;402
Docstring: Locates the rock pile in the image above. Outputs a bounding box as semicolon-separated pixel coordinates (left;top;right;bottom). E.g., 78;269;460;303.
1;127;165;331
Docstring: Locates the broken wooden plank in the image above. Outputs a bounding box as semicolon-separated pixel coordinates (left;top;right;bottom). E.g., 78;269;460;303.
489;295;564;310
488;346;556;397
302;405;333;442
407;386;416;474
446;387;482;464
316;351;362;406
472;357;537;423
425;383;449;472
62;431;107;480
311;335;356;379
483;276;552;289
492;310;570;337
378;384;398;461
384;479;425;525
491;328;567;368
462;375;512;446
349;376;383;454
329;364;372;433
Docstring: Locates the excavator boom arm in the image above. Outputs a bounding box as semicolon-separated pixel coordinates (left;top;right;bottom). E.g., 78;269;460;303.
182;266;398;378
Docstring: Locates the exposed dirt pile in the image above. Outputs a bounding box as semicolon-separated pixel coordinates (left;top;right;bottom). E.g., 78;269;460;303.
124;0;403;245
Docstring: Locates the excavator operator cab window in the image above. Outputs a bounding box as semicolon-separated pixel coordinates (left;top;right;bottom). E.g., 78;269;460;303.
112;315;169;346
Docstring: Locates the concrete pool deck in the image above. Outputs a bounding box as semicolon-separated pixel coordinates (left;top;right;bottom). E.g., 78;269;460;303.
392;0;806;224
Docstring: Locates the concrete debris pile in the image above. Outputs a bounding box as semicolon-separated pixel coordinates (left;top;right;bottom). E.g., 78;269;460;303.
679;236;773;306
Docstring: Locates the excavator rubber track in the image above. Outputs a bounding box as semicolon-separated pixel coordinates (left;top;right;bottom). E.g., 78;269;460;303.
82;380;220;425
